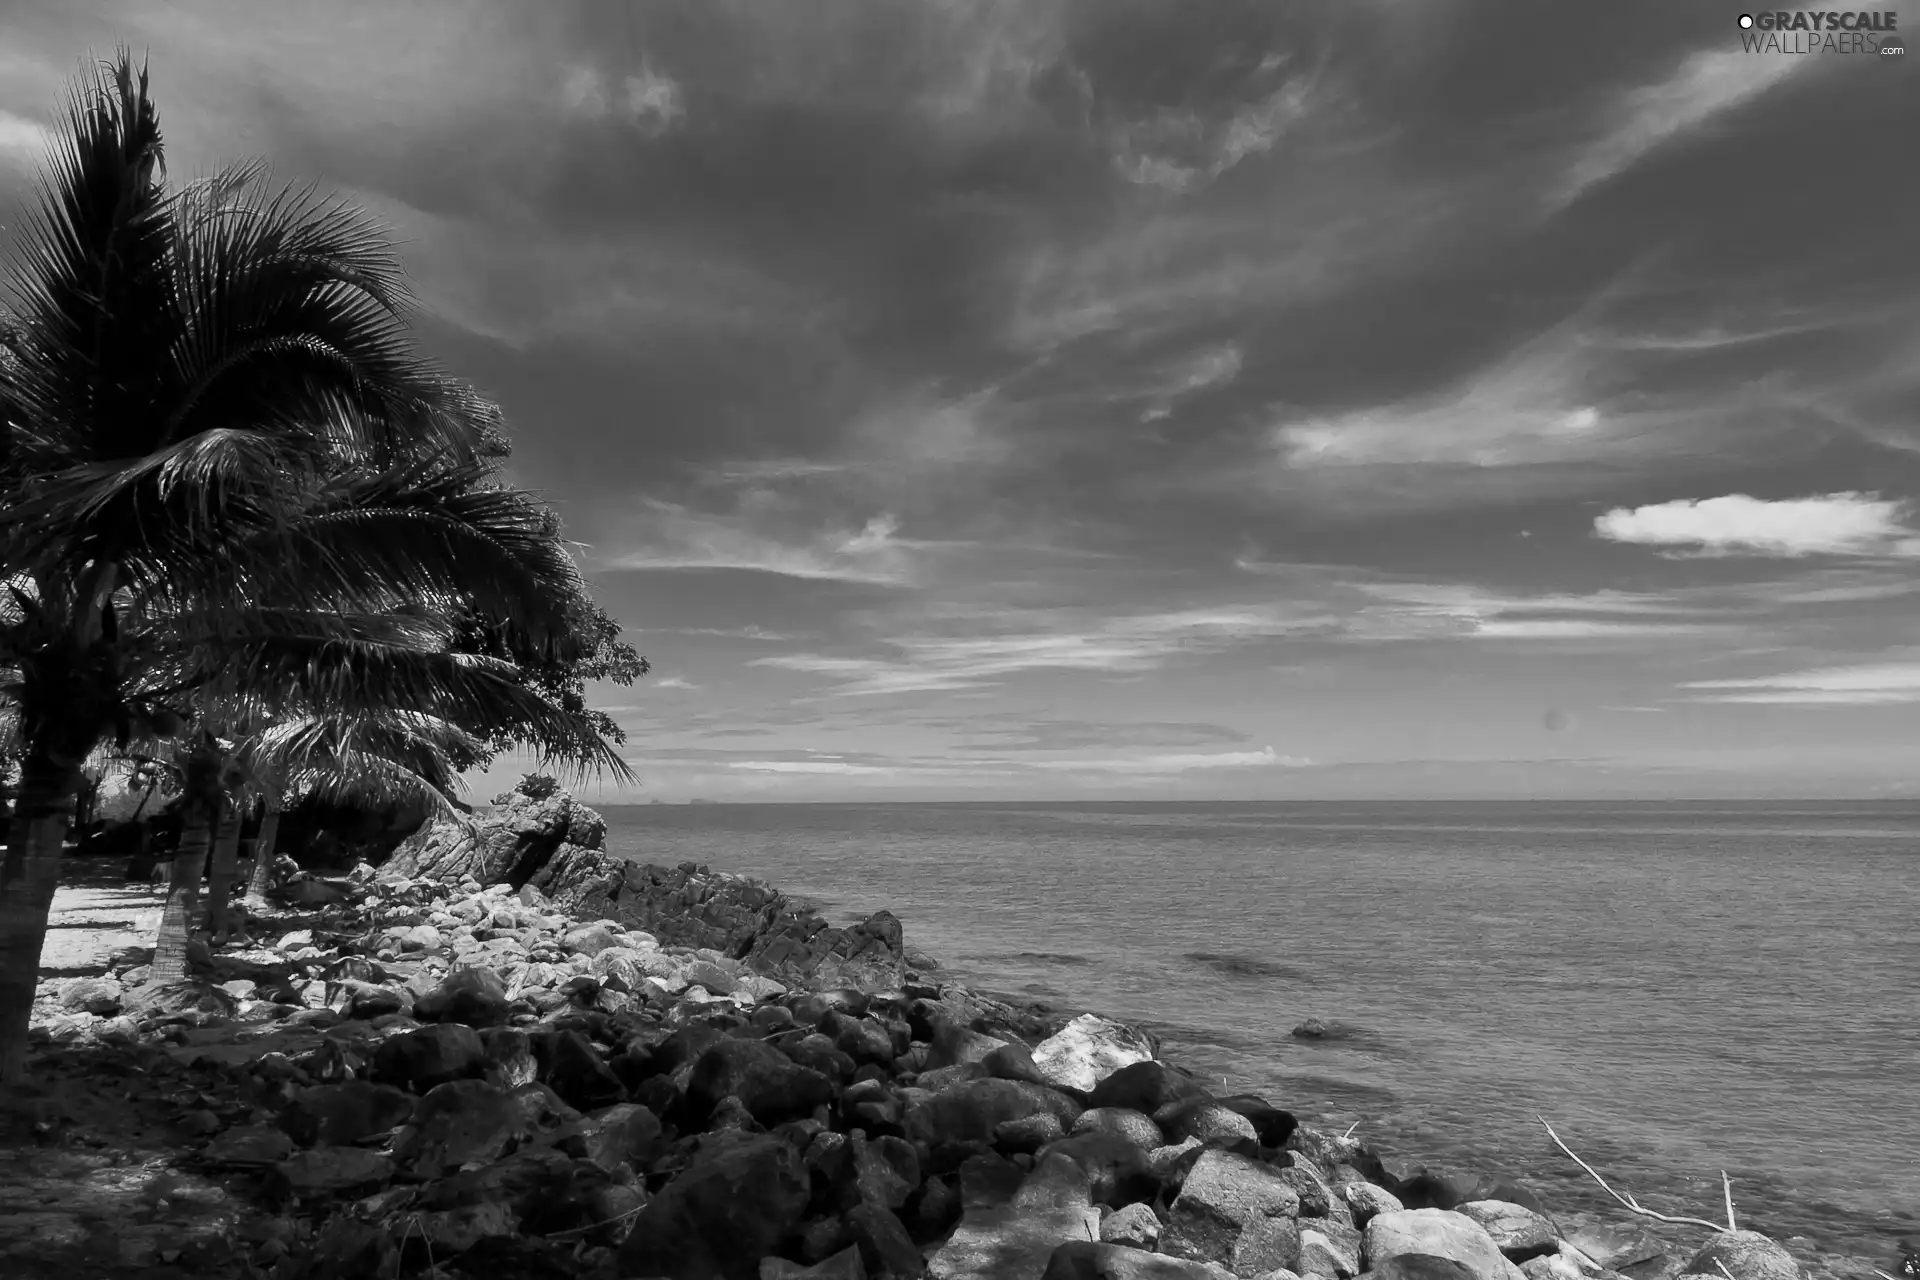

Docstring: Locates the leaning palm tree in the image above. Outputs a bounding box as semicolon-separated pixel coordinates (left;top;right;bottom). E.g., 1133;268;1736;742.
0;54;629;1076
232;708;476;910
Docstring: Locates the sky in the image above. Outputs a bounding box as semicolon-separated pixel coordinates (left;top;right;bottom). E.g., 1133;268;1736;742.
3;1;1918;802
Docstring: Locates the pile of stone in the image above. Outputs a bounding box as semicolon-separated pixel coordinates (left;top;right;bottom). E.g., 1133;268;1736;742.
22;783;1844;1280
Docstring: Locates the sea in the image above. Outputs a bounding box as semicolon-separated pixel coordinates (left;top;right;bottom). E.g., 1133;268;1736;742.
594;800;1919;1261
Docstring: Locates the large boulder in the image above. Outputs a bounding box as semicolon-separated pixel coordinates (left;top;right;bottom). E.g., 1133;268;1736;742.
929;1151;1104;1280
618;1132;809;1280
1031;1015;1158;1093
383;775;604;886
1365;1209;1528;1280
1678;1232;1801;1280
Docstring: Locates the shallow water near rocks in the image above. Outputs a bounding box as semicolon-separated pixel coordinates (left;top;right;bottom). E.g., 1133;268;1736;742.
597;799;1920;1261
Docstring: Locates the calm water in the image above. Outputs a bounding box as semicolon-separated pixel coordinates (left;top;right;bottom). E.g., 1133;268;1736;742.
597;800;1919;1258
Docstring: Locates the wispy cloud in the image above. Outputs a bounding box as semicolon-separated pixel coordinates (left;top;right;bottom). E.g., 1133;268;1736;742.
601;501;920;585
1029;746;1307;773
561;62;686;136
1684;657;1920;705
652;676;698;690
1553;46;1806;208
1594;493;1919;558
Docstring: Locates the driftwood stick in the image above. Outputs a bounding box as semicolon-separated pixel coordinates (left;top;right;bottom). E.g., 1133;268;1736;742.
1537;1116;1735;1234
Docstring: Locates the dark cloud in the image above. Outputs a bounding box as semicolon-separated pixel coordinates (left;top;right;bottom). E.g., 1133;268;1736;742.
2;0;1916;798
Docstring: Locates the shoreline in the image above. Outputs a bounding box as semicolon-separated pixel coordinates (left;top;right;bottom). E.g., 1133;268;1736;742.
14;788;1909;1279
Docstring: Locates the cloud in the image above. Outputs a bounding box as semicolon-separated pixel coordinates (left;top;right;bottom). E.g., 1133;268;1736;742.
561;62;685;135
600;501;918;584
728;759;897;775
652;676;697;690
1594;493;1917;558
0;109;50;168
1684;658;1920;705
1114;78;1319;194
755;603;1329;695
1554;46;1806;208
1270;323;1628;471
1030;746;1307;773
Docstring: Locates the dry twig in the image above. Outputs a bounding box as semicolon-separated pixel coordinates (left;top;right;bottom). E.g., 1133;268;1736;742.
1537;1116;1736;1234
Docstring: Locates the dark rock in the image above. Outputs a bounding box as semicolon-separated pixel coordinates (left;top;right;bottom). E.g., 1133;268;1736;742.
845;1201;923;1277
1041;1240;1235;1279
395;1079;527;1175
532;1028;626;1111
1298;1216;1364;1278
686;1037;836;1127
907;1077;1083;1147
852;1132;922;1211
579;1102;664;1171
763;1246;869;1278
926;1151;1102;1280
1212;1094;1298;1148
1037;1131;1158;1209
1087;1061;1210;1114
996;1111;1067;1154
481;1025;539;1088
278;1081;416;1146
412;966;512;1027
617;1131;810;1280
1153;1098;1258;1148
783;1032;858;1084
270;1147;394;1199
924;1018;1010;1071
204;1123;298;1165
372;1022;487;1091
1072;1107;1164;1151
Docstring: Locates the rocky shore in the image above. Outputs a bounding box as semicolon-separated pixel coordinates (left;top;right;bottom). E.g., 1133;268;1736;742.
14;780;1905;1280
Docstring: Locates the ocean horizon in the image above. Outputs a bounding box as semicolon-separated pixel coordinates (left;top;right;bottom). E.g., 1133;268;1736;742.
592;797;1919;1260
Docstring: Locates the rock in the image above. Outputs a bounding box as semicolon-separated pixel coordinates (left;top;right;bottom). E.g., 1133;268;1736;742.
1369;1258;1484;1280
1561;1225;1667;1273
1343;1182;1405;1227
278;1081;417;1146
1088;1061;1210;1114
687;1037;837;1127
928;1151;1103;1280
59;976;124;1015
1040;1131;1158;1209
395;1080;527;1175
907;1078;1083;1147
762;1247;870;1279
204;1124;298;1165
580;1102;665;1171
1073;1107;1164;1150
851;1132;921;1211
1519;1256;1584;1280
372;1022;486;1090
1455;1202;1559;1262
618;1132;810;1280
925;1018;1011;1071
997;1111;1067;1154
412;966;512;1027
1101;1202;1163;1248
1293;1019;1331;1039
1364;1209;1528;1280
983;1040;1052;1086
1159;1149;1302;1270
481;1025;539;1088
1156;1098;1259;1148
1031;1014;1158;1093
270;1147;393;1198
1678;1233;1801;1280
1280;1163;1339;1218
1298;1218;1363;1278
533;1028;627;1110
1043;1240;1239;1278
409;1200;519;1254
845;1202;923;1277
1212;1095;1298;1148
561;922;622;957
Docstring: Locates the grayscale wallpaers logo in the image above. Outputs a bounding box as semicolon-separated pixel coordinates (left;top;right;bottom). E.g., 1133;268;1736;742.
1736;10;1904;54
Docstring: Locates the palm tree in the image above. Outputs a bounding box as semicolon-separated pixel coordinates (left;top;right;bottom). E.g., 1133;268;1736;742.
0;54;630;1075
228;708;475;920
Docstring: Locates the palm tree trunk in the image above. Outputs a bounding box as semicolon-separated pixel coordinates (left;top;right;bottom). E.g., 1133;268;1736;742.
244;804;281;908
0;750;79;1083
150;805;213;984
204;801;241;939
